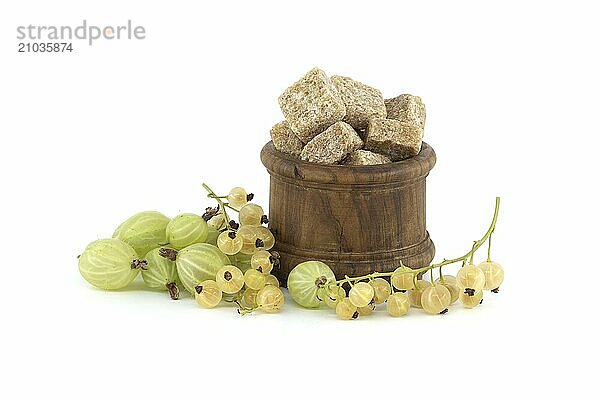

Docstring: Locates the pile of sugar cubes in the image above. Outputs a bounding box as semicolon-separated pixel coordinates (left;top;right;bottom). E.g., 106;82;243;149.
270;67;426;165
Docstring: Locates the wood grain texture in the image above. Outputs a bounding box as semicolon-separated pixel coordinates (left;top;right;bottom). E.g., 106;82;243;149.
260;141;436;285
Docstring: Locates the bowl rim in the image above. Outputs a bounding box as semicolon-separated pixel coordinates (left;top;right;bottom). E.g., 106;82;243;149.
260;141;436;185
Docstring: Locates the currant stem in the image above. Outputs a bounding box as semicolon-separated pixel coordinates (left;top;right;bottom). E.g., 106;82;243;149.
468;241;477;264
344;275;354;288
332;197;501;285
202;183;231;225
234;299;256;315
238;307;258;316
224;204;241;213
336;271;390;286
487;232;493;262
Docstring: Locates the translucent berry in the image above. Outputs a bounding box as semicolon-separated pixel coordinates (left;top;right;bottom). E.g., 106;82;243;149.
456;264;486;293
215;265;244;294
253;226;275;250
459;290;483;308
391;266;415;291
251;250;274;273
240;288;259;308
239;203;265;226
237;225;258;255
336;298;358;320
166;213;208;250
287;261;335;309
421;283;452;314
348;282;375;308
264;274;279;287
217;230;243;255
194;280;222;308
244;268;266;290
78;238;142;290
370;278;391;304
408;280;432;308
477;261;504;290
227;187;249;209
357;303;375;316
386;292;410;317
142;247;180;299
112;211;170;257
318;285;346;308
256;285;285;313
435;275;460;305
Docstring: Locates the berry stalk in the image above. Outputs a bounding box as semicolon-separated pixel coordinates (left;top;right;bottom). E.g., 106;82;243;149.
202;183;232;228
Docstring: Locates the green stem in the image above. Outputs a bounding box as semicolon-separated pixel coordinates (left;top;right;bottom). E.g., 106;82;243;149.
224;204;241;213
234;299;256;316
238;307;257;316
344;275;355;288
333;197;501;285
202;183;232;227
487;232;493;262
468;241;477;265
336;271;390;286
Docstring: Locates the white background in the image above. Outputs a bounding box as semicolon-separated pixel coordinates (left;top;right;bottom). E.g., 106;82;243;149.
1;1;598;398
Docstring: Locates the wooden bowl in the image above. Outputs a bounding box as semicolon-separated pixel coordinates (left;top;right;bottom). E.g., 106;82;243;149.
260;141;436;285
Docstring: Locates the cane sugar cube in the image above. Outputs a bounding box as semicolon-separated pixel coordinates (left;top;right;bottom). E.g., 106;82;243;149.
331;75;386;130
364;118;423;161
344;150;391;166
278;68;346;143
300;121;363;164
384;94;426;130
270;121;304;157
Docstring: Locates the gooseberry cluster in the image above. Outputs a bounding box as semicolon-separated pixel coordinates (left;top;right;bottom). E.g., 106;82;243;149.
287;197;504;320
78;184;284;314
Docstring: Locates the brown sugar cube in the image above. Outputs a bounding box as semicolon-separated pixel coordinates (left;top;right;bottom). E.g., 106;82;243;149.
278;67;346;143
331;75;386;130
364;118;424;161
344;150;391;166
300;121;363;164
270;121;304;157
384;94;426;130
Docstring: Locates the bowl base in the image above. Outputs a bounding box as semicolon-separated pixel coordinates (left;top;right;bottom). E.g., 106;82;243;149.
274;232;435;287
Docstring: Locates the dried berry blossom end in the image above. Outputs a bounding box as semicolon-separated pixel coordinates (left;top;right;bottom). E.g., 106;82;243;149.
159;248;178;262
131;259;148;270
166;282;179;300
202;205;220;221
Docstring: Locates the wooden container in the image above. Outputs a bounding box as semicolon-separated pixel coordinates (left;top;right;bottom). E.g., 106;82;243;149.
260;142;436;285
